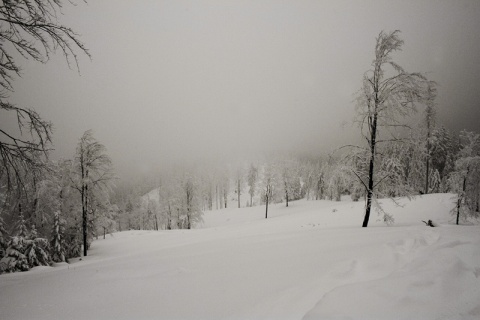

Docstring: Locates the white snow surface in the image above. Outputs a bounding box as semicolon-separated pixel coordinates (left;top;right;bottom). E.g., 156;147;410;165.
1;193;480;320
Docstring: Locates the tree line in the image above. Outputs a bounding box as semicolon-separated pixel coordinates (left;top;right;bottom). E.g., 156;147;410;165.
2;121;478;273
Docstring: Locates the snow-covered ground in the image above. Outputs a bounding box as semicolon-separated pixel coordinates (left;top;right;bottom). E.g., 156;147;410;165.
1;194;479;320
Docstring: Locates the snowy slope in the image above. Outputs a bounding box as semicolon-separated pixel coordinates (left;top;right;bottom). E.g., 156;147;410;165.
1;194;479;320
141;187;160;203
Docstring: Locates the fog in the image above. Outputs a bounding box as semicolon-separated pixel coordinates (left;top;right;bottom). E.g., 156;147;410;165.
5;0;480;177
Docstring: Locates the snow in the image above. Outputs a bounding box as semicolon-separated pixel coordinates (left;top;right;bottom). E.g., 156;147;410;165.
1;193;479;319
141;188;160;203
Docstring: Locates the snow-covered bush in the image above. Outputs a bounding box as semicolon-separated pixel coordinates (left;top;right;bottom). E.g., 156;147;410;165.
0;215;52;273
0;236;30;273
24;237;51;268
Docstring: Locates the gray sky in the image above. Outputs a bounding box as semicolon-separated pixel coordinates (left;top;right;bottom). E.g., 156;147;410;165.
6;0;480;176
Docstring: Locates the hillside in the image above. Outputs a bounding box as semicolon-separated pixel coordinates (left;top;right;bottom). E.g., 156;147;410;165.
1;194;479;319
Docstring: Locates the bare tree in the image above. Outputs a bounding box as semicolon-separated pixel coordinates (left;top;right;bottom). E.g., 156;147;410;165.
424;83;437;194
354;30;433;227
247;163;258;207
184;178;194;229
0;1;89;199
179;173;202;229
219;170;229;209
279;159;302;207
72;130;113;256
281;161;291;207
235;168;244;208
261;164;277;219
157;174;183;230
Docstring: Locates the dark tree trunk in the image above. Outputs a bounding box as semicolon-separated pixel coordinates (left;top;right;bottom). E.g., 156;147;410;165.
316;178;321;200
285;181;289;208
363;187;374;227
32;198;38;225
82;187;87;256
265;196;269;219
457;172;468;225
363;105;378;228
425;133;431;194
177;208;181;229
186;186;192;229
237;179;241;208
456;196;461;225
424;84;435;194
425;155;430;194
209;187;213;211
224;190;227;209
167;204;172;230
81;150;88;257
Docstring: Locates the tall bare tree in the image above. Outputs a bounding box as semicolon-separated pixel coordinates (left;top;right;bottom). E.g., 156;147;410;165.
73;130;113;256
0;0;89;199
179;173;202;229
424;83;437;194
261;163;277;219
235;168;244;209
247;163;258;207
354;30;433;227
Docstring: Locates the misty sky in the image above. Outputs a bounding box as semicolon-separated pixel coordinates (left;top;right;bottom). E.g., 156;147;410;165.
5;0;480;176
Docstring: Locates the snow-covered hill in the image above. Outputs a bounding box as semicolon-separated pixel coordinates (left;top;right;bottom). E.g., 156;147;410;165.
1;194;479;319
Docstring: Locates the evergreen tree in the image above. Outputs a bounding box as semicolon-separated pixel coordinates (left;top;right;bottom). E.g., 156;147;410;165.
17;211;29;238
24;224;51;268
0;213;30;273
50;211;66;263
0;236;29;273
